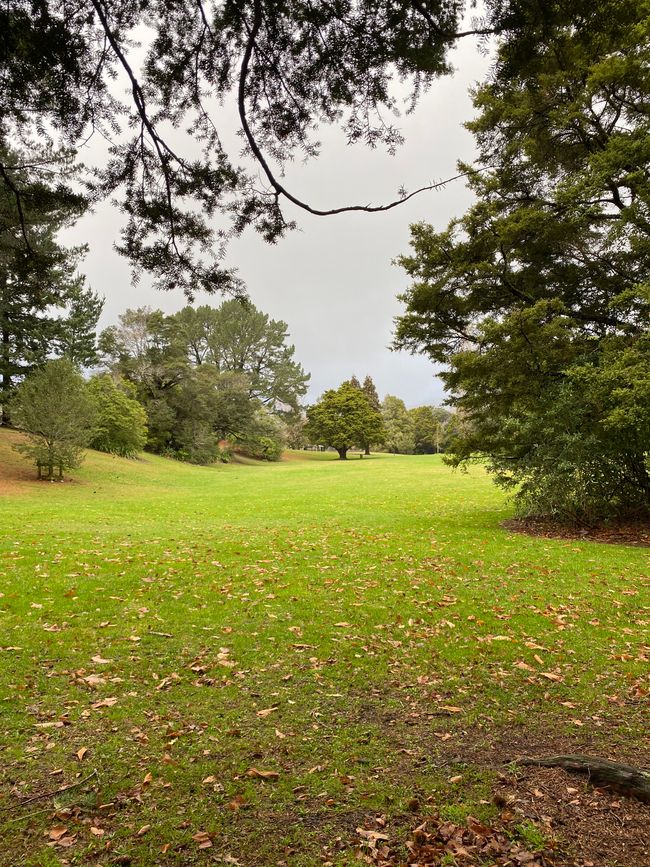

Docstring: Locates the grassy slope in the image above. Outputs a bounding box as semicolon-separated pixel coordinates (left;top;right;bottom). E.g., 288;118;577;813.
0;430;647;865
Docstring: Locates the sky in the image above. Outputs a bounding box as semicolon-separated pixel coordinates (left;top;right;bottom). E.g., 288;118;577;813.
66;36;493;408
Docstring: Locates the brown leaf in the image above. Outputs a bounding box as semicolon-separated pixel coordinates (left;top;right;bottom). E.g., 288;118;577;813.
247;767;279;781
76;746;88;761
228;794;247;811
49;826;68;841
256;707;278;718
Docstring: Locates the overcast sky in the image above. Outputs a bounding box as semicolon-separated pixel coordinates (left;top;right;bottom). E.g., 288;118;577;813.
67;37;492;408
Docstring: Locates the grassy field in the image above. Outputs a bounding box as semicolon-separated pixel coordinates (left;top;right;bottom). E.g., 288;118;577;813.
0;429;648;866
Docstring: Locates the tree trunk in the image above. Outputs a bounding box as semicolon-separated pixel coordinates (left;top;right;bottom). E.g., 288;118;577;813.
337;447;347;460
517;755;650;803
364;444;370;455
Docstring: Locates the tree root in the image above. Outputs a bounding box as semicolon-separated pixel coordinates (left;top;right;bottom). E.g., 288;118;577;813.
516;754;650;803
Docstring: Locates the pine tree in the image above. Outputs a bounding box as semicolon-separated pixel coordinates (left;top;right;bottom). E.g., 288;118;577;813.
0;143;91;424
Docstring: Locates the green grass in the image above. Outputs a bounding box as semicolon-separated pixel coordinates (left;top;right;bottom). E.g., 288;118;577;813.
0;430;647;865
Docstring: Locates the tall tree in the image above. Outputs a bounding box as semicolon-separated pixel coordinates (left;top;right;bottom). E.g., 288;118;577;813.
409;406;451;453
361;375;381;454
0;143;91;424
170;301;309;413
394;1;650;523
0;1;584;294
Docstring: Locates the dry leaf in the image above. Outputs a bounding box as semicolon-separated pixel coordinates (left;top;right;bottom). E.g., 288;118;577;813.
247;767;279;781
256;707;278;717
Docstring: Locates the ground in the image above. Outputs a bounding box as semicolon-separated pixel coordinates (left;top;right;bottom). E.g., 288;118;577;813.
0;430;647;866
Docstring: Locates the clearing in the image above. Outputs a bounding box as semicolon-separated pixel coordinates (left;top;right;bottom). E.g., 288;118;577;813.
0;430;648;866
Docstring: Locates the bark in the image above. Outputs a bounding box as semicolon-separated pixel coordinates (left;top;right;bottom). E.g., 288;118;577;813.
517;754;650;803
337;447;347;460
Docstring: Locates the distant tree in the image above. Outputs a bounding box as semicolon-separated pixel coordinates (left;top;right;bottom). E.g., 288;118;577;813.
169;368;254;464
285;414;309;450
409;406;452;453
10;359;96;479
98;307;186;397
87;375;148;458
361;376;382;454
306;382;384;460
381;396;415;454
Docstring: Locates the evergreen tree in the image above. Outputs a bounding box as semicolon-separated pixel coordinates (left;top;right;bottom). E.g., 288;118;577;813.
394;2;650;523
0;143;92;424
361;375;381;453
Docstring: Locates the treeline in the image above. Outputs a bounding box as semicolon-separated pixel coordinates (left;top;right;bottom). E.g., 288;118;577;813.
97;303;309;463
304;377;455;460
6;299;311;475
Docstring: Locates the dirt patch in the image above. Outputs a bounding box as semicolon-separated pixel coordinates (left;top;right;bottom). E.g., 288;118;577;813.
493;764;650;866
503;518;650;548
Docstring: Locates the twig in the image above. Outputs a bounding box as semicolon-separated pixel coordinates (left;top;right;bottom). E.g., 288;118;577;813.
0;769;99;814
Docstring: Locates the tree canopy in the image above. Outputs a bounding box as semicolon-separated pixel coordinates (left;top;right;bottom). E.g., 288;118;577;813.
306;381;384;459
394;0;650;523
0;0;604;294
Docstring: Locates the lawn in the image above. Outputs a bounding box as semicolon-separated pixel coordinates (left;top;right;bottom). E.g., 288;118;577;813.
0;430;648;866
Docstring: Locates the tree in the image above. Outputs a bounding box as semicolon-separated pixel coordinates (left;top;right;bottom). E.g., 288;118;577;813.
0;0;576;294
87;375;148;457
55;284;104;367
10;359;96;478
169;301;309;412
361;376;382;454
0;143;91;424
394;2;650;523
382;396;415;454
306;381;384;460
409;405;452;453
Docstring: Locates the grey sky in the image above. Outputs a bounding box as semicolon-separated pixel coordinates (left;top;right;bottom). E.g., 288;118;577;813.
67;38;492;408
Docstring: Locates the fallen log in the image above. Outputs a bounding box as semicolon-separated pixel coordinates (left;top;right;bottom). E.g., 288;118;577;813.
516;754;650;803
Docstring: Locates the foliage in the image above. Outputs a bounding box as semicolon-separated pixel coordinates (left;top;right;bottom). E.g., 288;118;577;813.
10;359;95;477
394;2;650;523
381;395;415;454
87;375;148;458
99;302;308;464
0;142;97;423
306;381;384;459
0;0;499;294
409;405;452;453
168;301;309;412
238;407;287;461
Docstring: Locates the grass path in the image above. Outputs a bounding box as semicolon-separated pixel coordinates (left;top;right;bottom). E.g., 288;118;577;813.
0;431;647;865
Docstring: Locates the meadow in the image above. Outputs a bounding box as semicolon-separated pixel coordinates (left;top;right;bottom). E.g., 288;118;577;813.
0;430;647;866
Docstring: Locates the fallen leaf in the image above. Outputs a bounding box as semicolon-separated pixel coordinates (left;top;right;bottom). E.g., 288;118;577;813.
76;746;88;761
247;767;279;781
256;707;278;717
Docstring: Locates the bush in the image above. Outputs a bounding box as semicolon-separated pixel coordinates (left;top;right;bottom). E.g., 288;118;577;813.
87;375;148;457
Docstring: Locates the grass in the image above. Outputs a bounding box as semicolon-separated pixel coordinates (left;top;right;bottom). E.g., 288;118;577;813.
0;429;648;865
